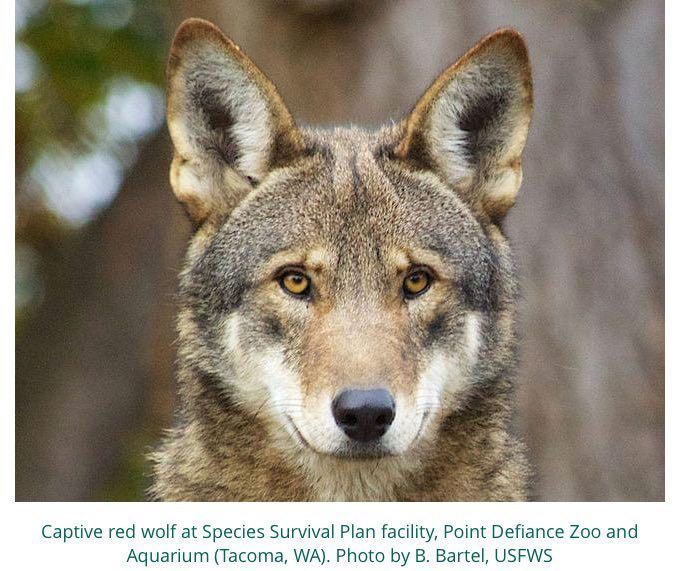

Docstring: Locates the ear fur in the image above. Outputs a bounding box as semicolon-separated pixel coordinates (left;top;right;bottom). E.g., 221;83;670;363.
167;18;303;225
395;29;533;222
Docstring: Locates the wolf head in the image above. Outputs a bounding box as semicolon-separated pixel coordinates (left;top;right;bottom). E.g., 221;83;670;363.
166;19;532;462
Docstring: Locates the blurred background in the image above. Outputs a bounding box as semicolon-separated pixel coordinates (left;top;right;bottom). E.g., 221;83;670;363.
15;0;664;501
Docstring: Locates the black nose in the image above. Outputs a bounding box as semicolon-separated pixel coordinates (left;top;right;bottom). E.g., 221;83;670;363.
332;388;396;443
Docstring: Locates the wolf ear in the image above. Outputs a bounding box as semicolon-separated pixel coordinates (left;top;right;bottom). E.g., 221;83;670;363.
395;29;533;222
167;18;303;225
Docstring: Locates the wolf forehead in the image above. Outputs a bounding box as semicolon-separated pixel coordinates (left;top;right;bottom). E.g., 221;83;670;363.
182;126;509;315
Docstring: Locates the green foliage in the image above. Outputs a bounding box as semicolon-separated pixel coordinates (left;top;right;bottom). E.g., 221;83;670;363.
16;0;171;344
16;0;169;168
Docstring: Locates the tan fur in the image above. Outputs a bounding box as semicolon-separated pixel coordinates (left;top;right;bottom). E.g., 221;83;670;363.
150;19;533;501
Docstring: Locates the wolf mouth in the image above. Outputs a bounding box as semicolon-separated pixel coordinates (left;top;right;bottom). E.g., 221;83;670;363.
284;410;432;460
414;410;430;441
285;414;311;448
331;445;396;461
285;414;394;459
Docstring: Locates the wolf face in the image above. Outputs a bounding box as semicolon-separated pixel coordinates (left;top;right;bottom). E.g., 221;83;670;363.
166;20;532;467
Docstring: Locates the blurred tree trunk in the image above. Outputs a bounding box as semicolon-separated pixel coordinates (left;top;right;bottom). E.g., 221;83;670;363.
16;0;663;500
16;130;189;500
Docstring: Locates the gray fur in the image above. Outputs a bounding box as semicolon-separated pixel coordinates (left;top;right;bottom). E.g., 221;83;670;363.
150;19;533;501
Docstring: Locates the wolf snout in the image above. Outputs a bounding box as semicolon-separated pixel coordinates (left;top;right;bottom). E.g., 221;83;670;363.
331;388;396;443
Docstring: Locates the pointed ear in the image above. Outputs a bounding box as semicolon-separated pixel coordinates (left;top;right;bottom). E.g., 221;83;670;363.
395;29;533;222
167;18;304;225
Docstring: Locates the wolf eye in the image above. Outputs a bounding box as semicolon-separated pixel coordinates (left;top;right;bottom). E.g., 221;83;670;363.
279;270;311;297
403;269;432;298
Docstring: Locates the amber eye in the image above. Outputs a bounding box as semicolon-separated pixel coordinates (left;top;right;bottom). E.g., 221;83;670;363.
279;270;311;297
403;269;432;298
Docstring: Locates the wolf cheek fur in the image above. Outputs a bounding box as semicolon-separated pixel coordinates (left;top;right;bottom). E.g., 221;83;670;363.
150;18;533;501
